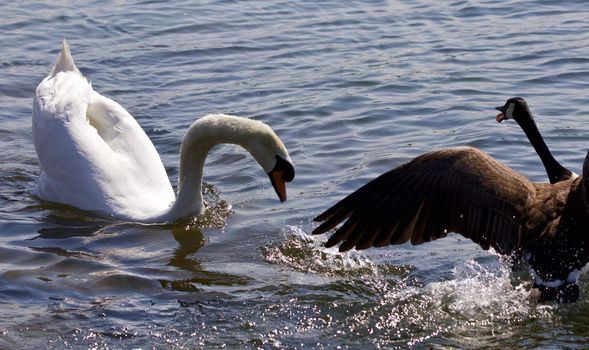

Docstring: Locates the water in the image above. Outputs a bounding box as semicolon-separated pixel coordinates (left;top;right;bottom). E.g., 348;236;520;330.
2;0;589;348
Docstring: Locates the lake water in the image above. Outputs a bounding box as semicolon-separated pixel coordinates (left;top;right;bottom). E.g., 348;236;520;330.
2;0;589;348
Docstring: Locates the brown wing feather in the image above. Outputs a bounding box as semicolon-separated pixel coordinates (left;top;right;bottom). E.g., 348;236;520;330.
313;146;542;255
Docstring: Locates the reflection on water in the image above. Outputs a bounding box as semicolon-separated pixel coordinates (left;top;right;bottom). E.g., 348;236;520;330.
164;224;252;293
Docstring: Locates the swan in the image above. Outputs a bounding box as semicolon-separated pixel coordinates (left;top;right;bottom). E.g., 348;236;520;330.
313;98;589;302
495;97;577;183
32;40;294;223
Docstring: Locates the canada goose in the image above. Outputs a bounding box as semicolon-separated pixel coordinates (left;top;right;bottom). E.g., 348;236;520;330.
33;41;294;223
313;98;589;302
496;97;576;183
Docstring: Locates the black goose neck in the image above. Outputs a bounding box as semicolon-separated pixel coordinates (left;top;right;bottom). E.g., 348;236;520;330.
515;112;571;184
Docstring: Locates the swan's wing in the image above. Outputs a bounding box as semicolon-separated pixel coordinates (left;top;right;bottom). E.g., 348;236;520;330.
85;90;176;202
87;91;165;166
313;146;550;255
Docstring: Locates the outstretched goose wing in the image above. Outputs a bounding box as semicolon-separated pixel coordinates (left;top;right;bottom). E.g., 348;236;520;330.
313;146;543;255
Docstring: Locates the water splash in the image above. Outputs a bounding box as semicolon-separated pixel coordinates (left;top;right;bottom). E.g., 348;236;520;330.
262;226;560;348
262;225;409;280
427;258;529;315
187;182;233;229
421;256;556;347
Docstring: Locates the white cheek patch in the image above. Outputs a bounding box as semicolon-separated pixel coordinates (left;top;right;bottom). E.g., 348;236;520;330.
506;103;515;118
531;269;581;288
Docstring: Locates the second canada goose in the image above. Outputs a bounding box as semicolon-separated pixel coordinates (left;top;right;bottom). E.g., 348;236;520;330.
313;98;589;303
496;97;576;183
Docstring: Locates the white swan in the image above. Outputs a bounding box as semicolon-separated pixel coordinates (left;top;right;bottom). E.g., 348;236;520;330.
32;40;294;223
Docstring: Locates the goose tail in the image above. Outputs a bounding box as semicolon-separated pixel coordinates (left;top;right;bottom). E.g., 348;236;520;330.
51;39;80;77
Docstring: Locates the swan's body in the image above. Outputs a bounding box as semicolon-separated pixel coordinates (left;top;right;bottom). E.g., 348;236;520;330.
313;98;589;303
33;41;294;222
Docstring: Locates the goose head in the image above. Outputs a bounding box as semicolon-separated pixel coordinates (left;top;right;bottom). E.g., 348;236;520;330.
495;97;532;124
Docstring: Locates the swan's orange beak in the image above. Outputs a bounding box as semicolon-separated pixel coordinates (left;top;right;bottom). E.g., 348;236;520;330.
268;155;294;203
270;170;288;202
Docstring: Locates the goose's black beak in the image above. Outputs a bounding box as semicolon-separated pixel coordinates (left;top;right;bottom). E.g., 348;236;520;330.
268;155;295;202
495;106;507;123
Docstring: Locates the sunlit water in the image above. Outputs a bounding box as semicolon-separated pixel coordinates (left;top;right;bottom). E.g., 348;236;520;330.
2;0;589;348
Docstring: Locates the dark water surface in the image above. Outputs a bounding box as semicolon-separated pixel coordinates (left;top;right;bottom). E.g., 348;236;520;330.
2;0;589;348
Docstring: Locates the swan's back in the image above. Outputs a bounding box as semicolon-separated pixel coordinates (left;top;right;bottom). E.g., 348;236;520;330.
33;41;175;220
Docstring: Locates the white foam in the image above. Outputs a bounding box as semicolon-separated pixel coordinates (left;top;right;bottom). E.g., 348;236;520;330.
425;258;530;319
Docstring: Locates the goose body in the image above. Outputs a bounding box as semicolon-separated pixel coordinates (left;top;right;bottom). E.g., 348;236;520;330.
314;99;589;302
33;41;294;223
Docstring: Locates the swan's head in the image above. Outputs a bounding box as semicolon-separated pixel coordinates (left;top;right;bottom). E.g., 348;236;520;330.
495;97;532;123
182;114;295;203
245;123;295;203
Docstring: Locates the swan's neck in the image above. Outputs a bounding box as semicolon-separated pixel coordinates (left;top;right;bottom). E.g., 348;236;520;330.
157;115;272;222
518;114;572;184
166;140;209;221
